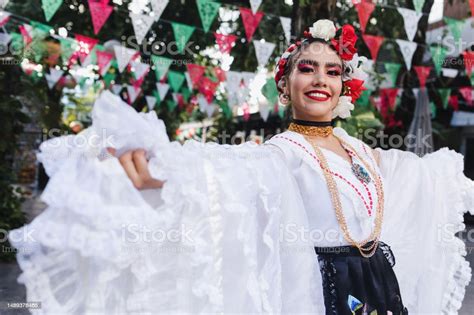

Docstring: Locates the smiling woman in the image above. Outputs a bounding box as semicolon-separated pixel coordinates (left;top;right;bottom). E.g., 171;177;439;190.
8;19;473;315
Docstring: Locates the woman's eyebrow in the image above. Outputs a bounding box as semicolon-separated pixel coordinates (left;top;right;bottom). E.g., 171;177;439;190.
297;59;342;69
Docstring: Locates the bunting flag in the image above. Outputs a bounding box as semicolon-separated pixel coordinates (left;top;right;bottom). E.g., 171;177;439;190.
88;0;113;35
463;51;474;77
239;7;264;42
261;77;278;106
226;71;243;107
459;87;473;106
396;39;417;70
166;99;177;111
442;68;458;78
444;17;465;43
130;61;150;80
250;0;263;14
96;50;114;75
186;63;206;88
199;76;220;103
470;0;474;18
356;89;372;106
184;72;193;90
60;37;77;64
362;34;384;61
171;22;195;54
111;84;122;95
130;12;155;44
145;95;157;110
384;63;401;87
156;82;169;100
449;95;459;111
126;84;141;104
253;40;275;67
0;32;11;46
19;24;33;46
279;16;291;45
113;45;137;72
241;71;256;87
151;55;173;80
471;72;474;86
45;68;64;89
414;66;432;88
413;0;425;13
380;88;399;111
0;10;10;27
181;86;191;102
259;101;270;122
172;93;185;109
150;0;169;21
75;35;99;63
196;0;220;33
167;70;185;92
206;103;216;118
429;45;447;75
42;0;63;22
438;88;451;109
355;1;375;32
397;8;422;41
430;101;437;119
214;32;237;54
197;94;211;113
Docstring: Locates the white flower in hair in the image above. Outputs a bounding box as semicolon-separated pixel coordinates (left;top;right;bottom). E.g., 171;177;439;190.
342;54;369;82
308;19;336;41
332;96;354;119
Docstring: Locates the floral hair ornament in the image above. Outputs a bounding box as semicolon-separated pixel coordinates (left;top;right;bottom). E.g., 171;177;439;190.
274;19;369;119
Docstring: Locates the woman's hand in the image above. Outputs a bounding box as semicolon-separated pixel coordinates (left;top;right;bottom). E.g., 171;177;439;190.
106;148;164;190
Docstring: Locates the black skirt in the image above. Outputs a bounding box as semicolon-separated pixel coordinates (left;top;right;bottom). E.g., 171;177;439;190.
315;242;409;315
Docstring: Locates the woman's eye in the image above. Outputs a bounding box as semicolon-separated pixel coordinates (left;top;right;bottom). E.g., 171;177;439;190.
298;65;313;72
328;70;341;76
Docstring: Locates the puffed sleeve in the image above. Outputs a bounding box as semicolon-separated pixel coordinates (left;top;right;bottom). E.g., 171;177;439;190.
8;91;323;314
375;147;474;314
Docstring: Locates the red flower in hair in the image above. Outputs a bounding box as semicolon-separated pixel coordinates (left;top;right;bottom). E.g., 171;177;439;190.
331;25;358;60
343;79;366;103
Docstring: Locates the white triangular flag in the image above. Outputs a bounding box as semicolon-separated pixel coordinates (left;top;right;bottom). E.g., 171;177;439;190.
197;94;210;113
412;88;419;101
253;40;276;67
127;85;140;103
241;71;256;87
112;84;123;95
184;71;193;90
130;61;150;79
130;12;155;45
259;101;270;122
114;45;137;73
45;69;64;89
442;68;459;78
279;16;291;45
0;32;11;46
150;0;169;21
206;103;216;118
145;95;157;110
156;82;169;100
397;8;422;41
226;71;243;94
396;39;417;70
249;0;262;14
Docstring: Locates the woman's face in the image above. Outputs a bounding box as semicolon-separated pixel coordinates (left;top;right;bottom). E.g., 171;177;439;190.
284;42;343;121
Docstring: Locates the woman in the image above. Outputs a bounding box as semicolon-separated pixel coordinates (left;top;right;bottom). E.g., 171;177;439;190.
10;20;472;314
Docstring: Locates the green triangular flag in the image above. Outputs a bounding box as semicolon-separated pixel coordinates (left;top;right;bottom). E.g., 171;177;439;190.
171;22;195;54
356;89;372;106
413;0;425;13
470;72;474;87
430;102;437;119
429;45;447;75
30;21;53;35
166;99;178;111
261;78;279;106
444;17;464;43
438;88;451;110
102;72;116;87
181;86;191;102
151;55;173;80
168;70;185;92
196;0;221;33
278;105;285;119
60;38;77;63
220;101;233;119
42;0;63;22
384;63;401;87
10;32;24;52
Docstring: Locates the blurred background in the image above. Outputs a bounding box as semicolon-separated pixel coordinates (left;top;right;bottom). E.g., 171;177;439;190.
0;0;473;313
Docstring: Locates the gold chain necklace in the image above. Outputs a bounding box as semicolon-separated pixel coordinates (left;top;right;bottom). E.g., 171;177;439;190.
288;123;333;137
304;135;385;258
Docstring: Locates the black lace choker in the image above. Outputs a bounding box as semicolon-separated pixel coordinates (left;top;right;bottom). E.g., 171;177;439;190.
291;119;334;127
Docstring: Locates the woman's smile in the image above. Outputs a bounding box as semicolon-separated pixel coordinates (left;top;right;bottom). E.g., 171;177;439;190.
304;89;332;102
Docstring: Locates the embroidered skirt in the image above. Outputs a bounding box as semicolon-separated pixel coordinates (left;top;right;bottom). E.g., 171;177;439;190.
315;242;409;315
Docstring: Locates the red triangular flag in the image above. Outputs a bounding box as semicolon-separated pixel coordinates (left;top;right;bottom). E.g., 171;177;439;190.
214;67;226;82
199;77;219;103
459;87;473;106
355;1;375;32
75;34;99;63
449;95;459;111
362;34;384;61
462;51;474;77
88;0;113;35
96;50;114;75
19;25;32;46
214;32;237;54
239;7;264;42
413;66;432;88
186;64;206;88
380;88;399;111
470;0;474;17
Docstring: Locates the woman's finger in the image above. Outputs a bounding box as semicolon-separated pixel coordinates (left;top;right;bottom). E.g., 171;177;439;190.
119;151;142;187
132;149;150;177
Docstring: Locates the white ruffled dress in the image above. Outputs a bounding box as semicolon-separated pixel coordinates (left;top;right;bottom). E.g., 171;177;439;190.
9;91;473;314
